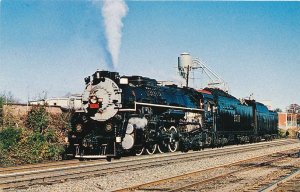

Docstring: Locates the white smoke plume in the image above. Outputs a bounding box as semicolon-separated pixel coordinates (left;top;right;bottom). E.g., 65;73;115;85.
128;117;148;130
101;0;128;68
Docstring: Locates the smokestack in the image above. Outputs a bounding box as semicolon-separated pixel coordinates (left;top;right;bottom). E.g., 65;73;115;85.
101;0;128;69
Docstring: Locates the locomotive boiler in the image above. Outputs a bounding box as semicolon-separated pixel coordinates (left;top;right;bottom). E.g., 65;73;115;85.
66;70;278;160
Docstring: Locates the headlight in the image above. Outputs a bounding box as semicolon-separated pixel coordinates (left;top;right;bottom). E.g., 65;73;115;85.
90;96;97;104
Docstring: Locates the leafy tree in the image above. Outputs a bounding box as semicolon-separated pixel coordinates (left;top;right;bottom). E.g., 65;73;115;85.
286;104;300;113
0;91;19;104
27;106;49;133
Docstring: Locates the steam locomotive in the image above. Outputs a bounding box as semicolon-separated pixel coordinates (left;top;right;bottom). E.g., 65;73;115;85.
66;70;278;160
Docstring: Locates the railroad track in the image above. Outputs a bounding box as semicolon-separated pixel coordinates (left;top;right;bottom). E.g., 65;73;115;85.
0;160;82;175
259;168;300;192
0;139;295;175
0;139;299;190
113;149;300;192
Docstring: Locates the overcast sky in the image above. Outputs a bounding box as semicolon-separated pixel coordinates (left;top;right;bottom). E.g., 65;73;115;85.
0;1;299;110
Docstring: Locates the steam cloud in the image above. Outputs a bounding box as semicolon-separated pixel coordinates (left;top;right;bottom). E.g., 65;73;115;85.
101;0;128;68
128;117;148;129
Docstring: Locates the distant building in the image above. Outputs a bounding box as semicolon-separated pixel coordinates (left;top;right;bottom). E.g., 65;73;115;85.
278;112;298;130
29;94;82;110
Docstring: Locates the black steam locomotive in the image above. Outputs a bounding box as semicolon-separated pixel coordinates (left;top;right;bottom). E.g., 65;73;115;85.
66;70;278;160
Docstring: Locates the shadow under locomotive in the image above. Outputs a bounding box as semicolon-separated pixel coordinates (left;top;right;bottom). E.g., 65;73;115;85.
65;70;278;161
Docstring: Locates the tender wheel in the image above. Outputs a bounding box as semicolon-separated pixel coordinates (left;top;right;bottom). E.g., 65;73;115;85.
146;143;157;155
135;146;145;156
168;126;179;153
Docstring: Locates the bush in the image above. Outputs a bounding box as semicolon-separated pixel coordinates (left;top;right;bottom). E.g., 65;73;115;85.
48;111;72;143
27;106;49;133
0;105;71;166
0;127;64;166
0;126;22;166
18;131;62;163
0;126;21;150
0;127;21;165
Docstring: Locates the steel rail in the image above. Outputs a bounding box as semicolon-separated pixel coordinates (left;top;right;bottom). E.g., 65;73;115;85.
1;139;294;177
167;154;295;192
0;139;294;175
259;169;300;192
0;139;298;190
0;139;293;175
0;160;83;174
113;149;298;192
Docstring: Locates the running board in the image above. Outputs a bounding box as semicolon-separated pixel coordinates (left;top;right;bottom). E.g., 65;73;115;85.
75;155;112;159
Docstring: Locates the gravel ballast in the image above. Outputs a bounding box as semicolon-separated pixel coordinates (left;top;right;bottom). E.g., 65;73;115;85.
16;140;300;192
